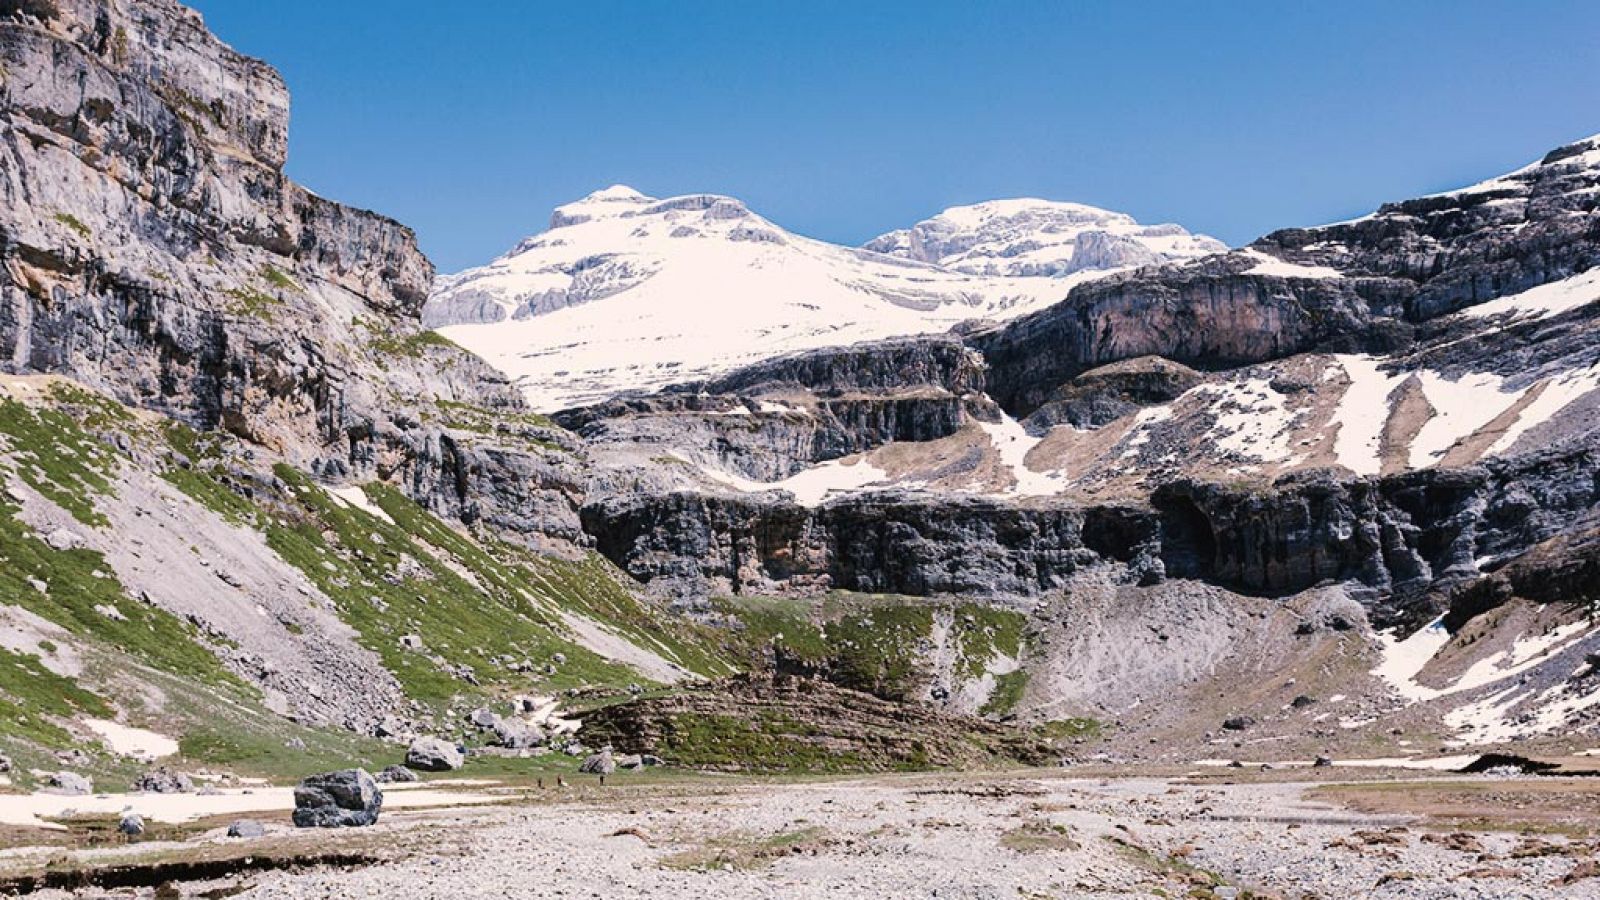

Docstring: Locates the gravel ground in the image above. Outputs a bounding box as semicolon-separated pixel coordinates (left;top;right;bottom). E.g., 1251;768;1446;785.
196;774;1600;900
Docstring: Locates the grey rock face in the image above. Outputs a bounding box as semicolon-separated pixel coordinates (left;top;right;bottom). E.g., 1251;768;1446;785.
1024;356;1204;431
0;0;583;546
405;736;464;772
975;137;1600;418
291;768;382;828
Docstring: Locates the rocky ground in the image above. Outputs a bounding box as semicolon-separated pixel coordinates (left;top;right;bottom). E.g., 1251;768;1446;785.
10;770;1600;899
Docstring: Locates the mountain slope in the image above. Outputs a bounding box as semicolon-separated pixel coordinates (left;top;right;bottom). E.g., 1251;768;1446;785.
425;189;1220;410
863;197;1225;277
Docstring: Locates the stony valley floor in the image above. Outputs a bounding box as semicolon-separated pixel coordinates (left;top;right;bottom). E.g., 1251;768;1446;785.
10;770;1600;899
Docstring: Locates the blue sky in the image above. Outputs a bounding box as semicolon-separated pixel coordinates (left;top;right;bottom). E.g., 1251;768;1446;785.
188;0;1600;273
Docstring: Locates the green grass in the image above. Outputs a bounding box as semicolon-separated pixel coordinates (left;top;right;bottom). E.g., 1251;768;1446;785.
716;593;1033;711
1036;717;1103;741
979;669;1030;717
158;422;259;526
951;603;1028;680
634;709;877;772
259;265;300;292
223;286;280;319
0;647;111;749
53;212;91;240
370;330;460;357
0;504;244;690
263;467;696;708
0;396;119;526
823;604;934;700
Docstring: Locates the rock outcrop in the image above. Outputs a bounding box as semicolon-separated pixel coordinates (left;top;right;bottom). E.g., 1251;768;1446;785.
0;0;583;541
577;674;1052;772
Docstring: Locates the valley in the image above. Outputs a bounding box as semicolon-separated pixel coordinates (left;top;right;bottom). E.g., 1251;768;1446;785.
1;0;1599;896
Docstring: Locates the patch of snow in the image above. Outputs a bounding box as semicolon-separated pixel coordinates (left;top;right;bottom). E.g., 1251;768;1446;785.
0;781;503;829
700;456;894;507
1372;617;1452;702
977;414;1063;497
326;485;395;525
1408;370;1527;468
1239;249;1342;280
1331;355;1404;476
1486;362;1600;456
81;719;178;760
1197;377;1297;463
1461;268;1600;324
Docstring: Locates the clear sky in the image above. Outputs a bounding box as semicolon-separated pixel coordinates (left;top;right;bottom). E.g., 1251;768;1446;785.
186;0;1600;273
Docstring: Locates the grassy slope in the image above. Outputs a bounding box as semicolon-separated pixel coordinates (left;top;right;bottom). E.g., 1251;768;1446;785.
714;592;1033;711
0;381;735;785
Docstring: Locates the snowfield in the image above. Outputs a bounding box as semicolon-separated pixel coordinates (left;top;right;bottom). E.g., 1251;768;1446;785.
428;188;1224;410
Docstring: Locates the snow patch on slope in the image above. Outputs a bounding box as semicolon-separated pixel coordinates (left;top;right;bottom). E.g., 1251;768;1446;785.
977;414;1063;497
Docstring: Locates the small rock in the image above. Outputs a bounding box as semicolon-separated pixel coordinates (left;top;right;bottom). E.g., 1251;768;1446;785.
468;708;499;729
406;736;464;772
1290;695;1317;709
399;634;423;650
1313;755;1334;768
1221;716;1255;732
227;819;266;838
376;764;418;784
118;812;145;836
291;769;382;828
0;753;11;773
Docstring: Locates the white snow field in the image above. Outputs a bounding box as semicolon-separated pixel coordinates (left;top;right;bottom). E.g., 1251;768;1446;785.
428;187;1224;410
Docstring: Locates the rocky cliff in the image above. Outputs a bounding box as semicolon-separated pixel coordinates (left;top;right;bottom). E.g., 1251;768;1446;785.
0;0;585;541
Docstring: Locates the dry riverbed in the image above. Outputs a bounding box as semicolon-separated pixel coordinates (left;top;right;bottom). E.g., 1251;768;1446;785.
6;771;1600;898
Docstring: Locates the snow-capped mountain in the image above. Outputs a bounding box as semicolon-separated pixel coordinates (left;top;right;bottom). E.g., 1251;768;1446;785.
862;198;1226;277
425;188;1222;410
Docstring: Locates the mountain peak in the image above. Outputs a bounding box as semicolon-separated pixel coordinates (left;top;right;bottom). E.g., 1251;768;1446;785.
864;198;1226;277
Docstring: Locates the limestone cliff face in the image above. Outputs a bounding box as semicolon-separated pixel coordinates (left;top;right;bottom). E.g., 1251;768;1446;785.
975;136;1600;417
0;0;583;540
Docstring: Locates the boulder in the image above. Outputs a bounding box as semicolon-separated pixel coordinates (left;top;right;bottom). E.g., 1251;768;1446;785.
133;767;194;794
47;772;91;795
1221;716;1255;732
492;719;545;750
227;819;267;838
291;769;383;828
0;752;11;772
468;708;500;729
376;764;419;784
579;748;617;776
118;812;145;836
405;737;464;771
1313;755;1334;768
